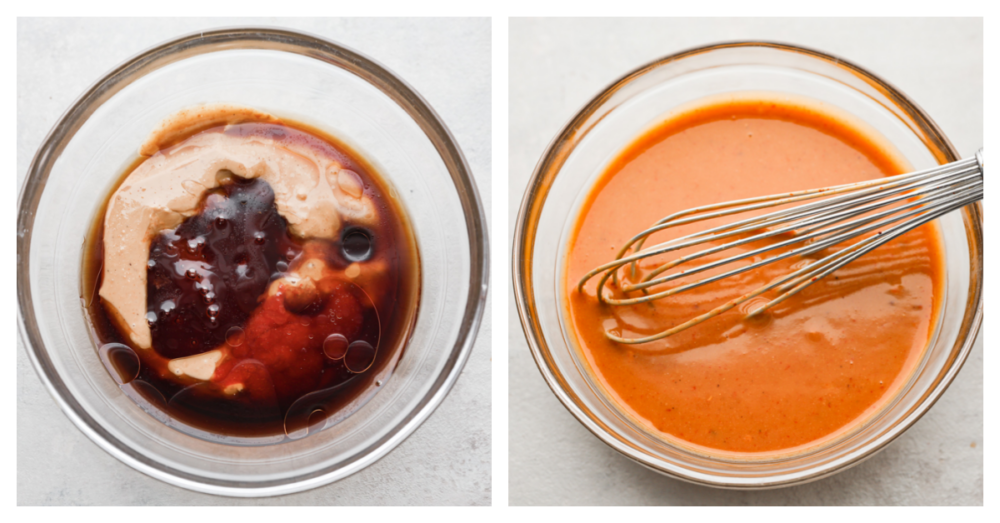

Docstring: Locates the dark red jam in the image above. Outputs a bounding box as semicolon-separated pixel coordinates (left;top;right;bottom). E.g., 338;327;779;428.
147;177;302;359
84;122;419;441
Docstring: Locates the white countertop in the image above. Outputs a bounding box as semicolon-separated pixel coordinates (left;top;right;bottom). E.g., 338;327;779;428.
17;17;491;505
508;17;982;506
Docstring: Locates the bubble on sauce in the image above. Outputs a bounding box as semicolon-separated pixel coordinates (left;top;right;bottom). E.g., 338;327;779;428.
284;407;327;440
99;343;140;385
186;236;205;253
128;379;168;409
226;326;245;346
322;333;349;360
344;340;376;373
342;228;373;262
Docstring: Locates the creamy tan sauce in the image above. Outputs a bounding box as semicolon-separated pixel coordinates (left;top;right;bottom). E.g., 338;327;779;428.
100;105;378;349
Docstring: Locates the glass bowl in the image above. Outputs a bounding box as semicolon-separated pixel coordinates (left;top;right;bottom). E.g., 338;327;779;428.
18;27;488;497
512;41;982;489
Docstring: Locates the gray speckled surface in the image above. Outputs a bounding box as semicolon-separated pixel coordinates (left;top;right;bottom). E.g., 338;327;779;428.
17;17;491;506
509;18;982;506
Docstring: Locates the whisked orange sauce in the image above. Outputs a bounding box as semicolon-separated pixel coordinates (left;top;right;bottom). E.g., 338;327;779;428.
565;95;944;456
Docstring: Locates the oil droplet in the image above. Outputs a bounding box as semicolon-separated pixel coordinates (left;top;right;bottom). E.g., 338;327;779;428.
98;343;140;385
345;340;376;373
226;326;245;346
160;300;176;315
186;237;205;253
323;333;349;360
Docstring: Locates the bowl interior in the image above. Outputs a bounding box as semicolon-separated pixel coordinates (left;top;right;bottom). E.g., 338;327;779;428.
516;43;981;488
20;30;487;496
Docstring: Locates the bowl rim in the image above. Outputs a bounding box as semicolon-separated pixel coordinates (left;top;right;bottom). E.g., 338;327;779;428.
17;26;490;497
511;40;982;489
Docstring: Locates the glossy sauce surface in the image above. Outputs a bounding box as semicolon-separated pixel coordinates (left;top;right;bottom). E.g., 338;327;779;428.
84;121;419;439
565;98;943;455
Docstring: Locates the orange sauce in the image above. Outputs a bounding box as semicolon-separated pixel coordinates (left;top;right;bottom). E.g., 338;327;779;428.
565;96;943;456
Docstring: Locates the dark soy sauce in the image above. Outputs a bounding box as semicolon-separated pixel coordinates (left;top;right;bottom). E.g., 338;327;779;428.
82;121;420;441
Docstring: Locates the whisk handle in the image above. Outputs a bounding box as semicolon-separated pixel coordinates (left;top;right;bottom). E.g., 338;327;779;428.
976;148;984;177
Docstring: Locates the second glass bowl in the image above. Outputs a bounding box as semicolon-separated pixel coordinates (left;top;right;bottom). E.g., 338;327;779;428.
512;41;982;489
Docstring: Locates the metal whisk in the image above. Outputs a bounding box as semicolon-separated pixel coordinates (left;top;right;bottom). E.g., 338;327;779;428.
578;149;983;344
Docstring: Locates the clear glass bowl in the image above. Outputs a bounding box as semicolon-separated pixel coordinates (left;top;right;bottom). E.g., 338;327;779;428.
18;27;489;497
512;42;982;489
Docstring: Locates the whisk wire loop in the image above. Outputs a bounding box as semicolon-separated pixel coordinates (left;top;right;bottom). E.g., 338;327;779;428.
582;150;983;343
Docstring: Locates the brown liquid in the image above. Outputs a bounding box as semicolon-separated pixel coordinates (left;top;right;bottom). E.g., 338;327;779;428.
83;121;420;440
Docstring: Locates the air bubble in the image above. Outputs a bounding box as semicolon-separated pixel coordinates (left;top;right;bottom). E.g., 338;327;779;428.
226;326;245;347
99;343;140;385
160;300;176;315
322;333;349;360
342;228;372;262
345;340;376;373
207;304;220;318
186;237;205;253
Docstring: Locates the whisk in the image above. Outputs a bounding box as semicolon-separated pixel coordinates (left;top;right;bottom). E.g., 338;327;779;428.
578;149;983;344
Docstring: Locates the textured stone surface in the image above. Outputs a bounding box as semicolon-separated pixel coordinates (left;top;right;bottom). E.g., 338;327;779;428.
509;18;982;506
17;17;491;506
